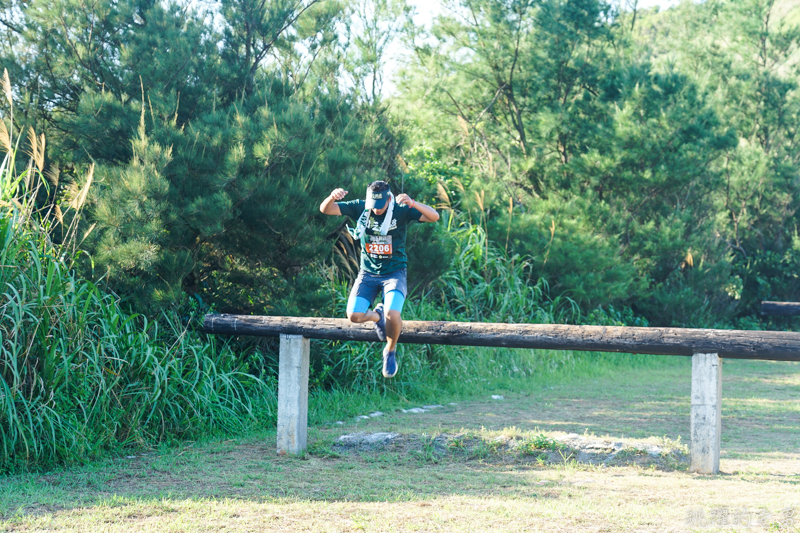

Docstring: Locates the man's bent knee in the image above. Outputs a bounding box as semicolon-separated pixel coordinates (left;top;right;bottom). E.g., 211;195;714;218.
386;310;402;322
348;312;365;323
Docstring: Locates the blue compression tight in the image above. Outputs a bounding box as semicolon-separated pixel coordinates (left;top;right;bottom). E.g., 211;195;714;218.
346;290;405;315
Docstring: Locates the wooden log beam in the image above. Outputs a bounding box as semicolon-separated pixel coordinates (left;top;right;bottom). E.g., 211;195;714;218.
203;314;800;362
761;301;800;317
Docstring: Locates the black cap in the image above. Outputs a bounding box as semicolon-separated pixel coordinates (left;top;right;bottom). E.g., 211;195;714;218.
365;181;391;209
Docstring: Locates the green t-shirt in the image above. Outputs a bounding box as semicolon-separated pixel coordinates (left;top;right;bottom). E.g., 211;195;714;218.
337;199;423;275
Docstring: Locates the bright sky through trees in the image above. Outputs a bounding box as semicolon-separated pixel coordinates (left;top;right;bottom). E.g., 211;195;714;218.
382;0;684;95
406;0;682;27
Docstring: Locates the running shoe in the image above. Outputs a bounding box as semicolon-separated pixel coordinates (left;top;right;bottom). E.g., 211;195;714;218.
383;348;398;378
373;303;387;341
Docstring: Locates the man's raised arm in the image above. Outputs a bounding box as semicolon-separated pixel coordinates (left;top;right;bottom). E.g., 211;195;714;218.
320;188;348;216
396;193;439;222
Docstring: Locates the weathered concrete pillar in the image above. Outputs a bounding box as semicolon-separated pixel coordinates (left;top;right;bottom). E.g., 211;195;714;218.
690;352;722;474
277;334;310;455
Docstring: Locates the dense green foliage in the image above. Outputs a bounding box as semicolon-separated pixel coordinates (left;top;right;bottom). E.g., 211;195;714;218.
3;0;798;327
0;113;271;471
1;0;402;315
396;0;800;327
0;227;268;470
2;0;800;469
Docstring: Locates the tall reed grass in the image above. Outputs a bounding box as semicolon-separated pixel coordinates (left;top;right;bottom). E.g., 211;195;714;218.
0;73;271;472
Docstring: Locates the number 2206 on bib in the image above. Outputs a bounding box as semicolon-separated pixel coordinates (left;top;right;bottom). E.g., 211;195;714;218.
365;235;392;257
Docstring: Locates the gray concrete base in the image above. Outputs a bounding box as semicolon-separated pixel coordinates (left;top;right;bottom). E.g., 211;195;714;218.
690;352;722;474
277;334;310;455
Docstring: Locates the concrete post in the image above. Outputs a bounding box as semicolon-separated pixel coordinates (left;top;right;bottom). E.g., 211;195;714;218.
690;352;722;474
277;334;310;455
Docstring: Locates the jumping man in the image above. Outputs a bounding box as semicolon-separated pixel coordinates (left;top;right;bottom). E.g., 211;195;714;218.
320;181;439;377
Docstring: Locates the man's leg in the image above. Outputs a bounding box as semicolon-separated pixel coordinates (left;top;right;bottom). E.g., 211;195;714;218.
381;290;405;377
347;296;380;324
346;273;385;344
382;271;407;349
349;309;380;324
384;309;402;352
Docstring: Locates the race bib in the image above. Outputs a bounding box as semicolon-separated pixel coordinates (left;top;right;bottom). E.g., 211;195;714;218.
365;235;393;257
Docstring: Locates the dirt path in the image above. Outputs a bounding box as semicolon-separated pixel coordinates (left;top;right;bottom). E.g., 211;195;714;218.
2;358;799;532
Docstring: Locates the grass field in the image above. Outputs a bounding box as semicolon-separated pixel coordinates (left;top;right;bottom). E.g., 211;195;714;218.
1;355;799;532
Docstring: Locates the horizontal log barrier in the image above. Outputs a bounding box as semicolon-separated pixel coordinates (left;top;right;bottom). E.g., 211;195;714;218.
203;313;800;475
203;314;800;362
761;301;800;317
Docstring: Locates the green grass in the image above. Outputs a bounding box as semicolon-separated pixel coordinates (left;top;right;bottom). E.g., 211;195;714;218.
303;342;681;427
1;358;798;532
0;217;273;471
0;94;272;472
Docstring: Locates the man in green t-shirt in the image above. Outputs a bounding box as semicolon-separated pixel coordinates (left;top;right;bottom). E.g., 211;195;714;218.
320;180;439;377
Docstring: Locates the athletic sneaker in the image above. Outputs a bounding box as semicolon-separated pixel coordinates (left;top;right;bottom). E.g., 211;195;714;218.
383;348;398;378
373;303;387;341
